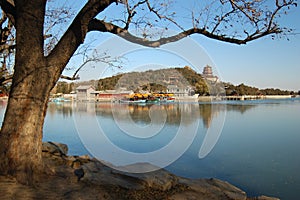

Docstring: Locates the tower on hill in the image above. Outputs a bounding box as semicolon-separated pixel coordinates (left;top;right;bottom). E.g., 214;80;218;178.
202;65;219;83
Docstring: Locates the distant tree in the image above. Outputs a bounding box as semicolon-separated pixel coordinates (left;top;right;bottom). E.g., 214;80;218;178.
55;81;72;94
0;0;296;184
195;81;209;96
141;83;167;92
225;84;293;96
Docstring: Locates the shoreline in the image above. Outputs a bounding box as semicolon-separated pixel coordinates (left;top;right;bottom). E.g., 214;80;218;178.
0;141;279;200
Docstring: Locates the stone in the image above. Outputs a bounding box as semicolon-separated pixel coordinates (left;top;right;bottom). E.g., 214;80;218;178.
171;178;247;200
111;163;178;191
42;141;68;155
256;195;280;200
38;142;281;200
72;160;82;169
79;161;178;191
78;154;90;160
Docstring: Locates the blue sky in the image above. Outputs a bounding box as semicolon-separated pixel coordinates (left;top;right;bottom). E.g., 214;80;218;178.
61;0;300;91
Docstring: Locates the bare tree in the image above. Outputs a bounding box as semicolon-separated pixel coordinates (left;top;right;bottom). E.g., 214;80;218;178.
0;0;296;184
0;0;75;86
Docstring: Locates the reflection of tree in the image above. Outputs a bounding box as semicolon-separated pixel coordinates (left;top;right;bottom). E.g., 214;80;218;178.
226;104;256;114
199;104;213;128
199;103;256;128
47;102;257;128
95;103;201;126
47;102;73;117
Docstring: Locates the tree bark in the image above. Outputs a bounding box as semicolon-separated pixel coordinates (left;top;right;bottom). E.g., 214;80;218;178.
0;0;57;185
0;68;54;184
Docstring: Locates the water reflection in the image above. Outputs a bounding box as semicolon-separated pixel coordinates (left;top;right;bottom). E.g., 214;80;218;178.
48;102;73;117
47;102;257;129
41;100;300;200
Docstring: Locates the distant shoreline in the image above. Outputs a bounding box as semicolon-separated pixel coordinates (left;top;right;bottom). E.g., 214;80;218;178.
199;94;297;102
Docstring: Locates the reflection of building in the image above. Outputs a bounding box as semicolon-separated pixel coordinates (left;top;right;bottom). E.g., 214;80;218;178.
76;85;95;101
202;65;219;83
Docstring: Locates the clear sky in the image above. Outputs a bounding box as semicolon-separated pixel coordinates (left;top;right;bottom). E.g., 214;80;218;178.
61;0;300;92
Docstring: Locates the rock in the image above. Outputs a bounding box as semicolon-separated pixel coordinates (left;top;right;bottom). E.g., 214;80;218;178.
79;161;143;189
74;168;85;180
39;142;281;200
111;163;178;191
78;154;90;160
255;195;280;200
42;142;68;155
79;162;178;191
170;178;247;200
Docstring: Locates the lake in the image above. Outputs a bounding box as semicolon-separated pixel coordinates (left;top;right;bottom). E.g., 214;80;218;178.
0;98;299;199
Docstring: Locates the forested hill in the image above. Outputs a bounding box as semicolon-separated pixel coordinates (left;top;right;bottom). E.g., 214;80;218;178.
97;66;210;95
54;66;296;96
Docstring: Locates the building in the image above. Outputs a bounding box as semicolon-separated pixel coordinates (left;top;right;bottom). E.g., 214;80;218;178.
202;65;219;83
76;85;95;101
167;85;195;97
93;89;133;102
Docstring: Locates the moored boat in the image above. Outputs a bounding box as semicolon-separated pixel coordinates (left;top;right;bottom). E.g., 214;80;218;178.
119;99;147;104
161;97;175;103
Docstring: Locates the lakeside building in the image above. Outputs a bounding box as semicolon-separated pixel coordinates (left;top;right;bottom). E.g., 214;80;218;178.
76;85;95;101
166;85;195;97
92;89;133;102
167;85;198;102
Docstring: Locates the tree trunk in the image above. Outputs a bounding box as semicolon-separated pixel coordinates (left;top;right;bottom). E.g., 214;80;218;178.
0;67;53;184
0;0;58;184
0;0;112;184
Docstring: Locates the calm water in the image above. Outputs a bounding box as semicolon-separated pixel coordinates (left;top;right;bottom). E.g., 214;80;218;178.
0;98;299;199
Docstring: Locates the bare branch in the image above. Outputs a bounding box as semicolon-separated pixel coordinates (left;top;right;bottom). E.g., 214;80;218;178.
0;43;15;53
46;0;115;71
145;0;185;31
0;11;7;26
60;74;80;81
228;0;256;23
124;0;147;30
0;0;16;25
211;9;235;34
62;43;126;81
89;18;287;46
0;73;12;85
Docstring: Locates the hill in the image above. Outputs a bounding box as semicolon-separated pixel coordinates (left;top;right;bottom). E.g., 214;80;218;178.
97;66;211;95
53;66;295;96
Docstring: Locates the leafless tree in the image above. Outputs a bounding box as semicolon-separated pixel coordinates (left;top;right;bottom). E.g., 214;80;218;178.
0;0;296;184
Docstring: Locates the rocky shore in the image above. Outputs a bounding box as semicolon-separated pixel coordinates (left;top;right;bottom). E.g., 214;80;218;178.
0;142;279;200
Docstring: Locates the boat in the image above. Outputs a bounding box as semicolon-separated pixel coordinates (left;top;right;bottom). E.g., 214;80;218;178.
146;97;160;103
119;99;147;104
161;97;175;103
119;92;176;104
50;97;72;103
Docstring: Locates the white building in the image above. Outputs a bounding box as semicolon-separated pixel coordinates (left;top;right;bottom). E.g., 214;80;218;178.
76;85;95;101
167;85;195;97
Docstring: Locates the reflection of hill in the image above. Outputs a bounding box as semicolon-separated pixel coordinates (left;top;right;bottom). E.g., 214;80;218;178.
95;103;200;126
198;103;256;128
226;104;256;114
46;102;257;128
199;104;214;128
